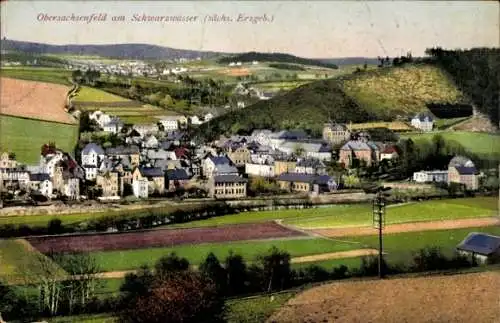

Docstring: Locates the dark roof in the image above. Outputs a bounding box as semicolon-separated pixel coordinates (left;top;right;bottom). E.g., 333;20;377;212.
296;158;325;168
214;175;248;183
82;143;105;155
413;113;434;122
166;168;190;181
29;173;51;181
139;167;164;177
160;141;174;150
209;156;231;165
457;232;500;256
277;173;335;184
455;166;478;175
106;145;140;155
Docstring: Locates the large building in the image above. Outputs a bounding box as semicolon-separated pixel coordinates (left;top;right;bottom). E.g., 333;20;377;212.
322;123;351;145
447;156;479;190
209;174;248;199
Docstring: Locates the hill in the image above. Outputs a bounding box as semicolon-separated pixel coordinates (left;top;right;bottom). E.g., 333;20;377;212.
217;52;338;69
1;39;221;60
196;64;468;140
426;47;500;127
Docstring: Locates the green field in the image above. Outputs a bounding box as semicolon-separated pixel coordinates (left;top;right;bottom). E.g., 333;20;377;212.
169;197;497;230
285;197;497;229
434;117;471;130
343;225;500;264
401;131;500;159
74;86;131;102
225;292;296;323
88;237;359;272
0;67;71;85
0;239;67;284
0;115;79;164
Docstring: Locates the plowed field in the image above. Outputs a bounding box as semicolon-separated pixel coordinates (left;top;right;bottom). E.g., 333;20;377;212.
268;271;500;323
0;77;75;124
27;222;304;253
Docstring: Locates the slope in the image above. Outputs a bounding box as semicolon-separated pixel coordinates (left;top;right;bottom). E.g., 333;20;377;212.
196;64;468;140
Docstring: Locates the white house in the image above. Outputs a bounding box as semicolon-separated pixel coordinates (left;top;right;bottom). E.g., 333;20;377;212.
81;143;105;167
245;163;275;178
81;143;105;181
413;170;448;183
143;135;159;149
89;111;112;129
204;113;214;122
132;178;149;198
159;116;180;131
278;141;332;161
380;146;399;161
102;118;124;134
64;178;80;199
411;114;434;132
29;173;53;197
202;156;234;178
133;124;159;137
189;116;203;125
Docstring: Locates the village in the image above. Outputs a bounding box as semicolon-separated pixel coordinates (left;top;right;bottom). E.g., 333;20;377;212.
0;108;480;207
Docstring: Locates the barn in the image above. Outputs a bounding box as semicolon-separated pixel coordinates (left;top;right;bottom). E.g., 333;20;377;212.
456;232;500;264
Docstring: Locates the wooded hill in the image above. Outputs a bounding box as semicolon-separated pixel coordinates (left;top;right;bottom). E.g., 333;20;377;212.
217;52;338;69
425;47;500;127
195;63;469;140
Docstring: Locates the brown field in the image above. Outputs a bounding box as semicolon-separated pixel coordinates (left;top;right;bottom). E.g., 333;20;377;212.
311;217;500;238
27;222;304;253
0;77;75;124
221;68;251;76
268;271;500;323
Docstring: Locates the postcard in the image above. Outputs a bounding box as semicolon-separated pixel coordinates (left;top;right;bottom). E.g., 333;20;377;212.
0;1;499;322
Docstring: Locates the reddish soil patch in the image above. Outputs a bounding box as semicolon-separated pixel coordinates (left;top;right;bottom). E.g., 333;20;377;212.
0;77;75;124
27;222;304;253
268;271;500;323
311;217;500;238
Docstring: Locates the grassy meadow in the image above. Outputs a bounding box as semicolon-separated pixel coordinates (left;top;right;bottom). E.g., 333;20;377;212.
342;225;500;264
0;67;72;85
0;115;79;164
74;86;132;102
285;197;497;229
0;239;67;284
341;65;465;116
85;237;359;272
402;131;500;159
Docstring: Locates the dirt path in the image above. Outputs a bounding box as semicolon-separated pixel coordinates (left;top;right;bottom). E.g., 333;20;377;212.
311;217;500;238
291;249;380;263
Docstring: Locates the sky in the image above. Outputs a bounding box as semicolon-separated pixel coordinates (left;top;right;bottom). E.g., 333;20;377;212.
1;1;498;58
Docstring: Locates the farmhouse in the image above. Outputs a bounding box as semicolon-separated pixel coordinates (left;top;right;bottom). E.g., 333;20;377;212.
447;155;479;190
413;170;448;183
102;117;124;134
411;113;434;132
166;168;190;192
132;167;165;194
380;145;399;161
276;173;336;194
456;232;500;264
209;174;248;199
338;140;380;167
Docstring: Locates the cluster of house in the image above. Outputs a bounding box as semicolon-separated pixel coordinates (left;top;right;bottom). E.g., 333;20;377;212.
0;144;83;200
227;61;259;66
233;83;274;101
413;155;480;190
88;110;215;134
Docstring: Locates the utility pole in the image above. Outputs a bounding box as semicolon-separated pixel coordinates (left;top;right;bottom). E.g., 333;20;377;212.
373;187;389;278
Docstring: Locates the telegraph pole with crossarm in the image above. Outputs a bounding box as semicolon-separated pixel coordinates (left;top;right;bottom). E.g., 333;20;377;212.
372;186;391;278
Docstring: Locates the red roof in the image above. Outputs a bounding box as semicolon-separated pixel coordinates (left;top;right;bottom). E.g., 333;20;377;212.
382;146;398;154
174;147;189;158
